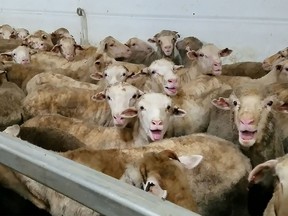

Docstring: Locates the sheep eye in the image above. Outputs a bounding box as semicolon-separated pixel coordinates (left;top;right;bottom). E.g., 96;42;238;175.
157;39;161;44
167;105;171;110
109;44;114;47
233;101;238;106
107;96;111;100
104;73;107;77
95;61;100;65
199;53;204;57
151;70;156;74
132;43;136;46
122;73;126;76
140;106;144;110
13;53;16;56
132;94;137;99
267;101;273;106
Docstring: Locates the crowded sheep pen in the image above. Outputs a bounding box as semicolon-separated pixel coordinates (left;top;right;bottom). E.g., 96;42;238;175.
0;1;287;216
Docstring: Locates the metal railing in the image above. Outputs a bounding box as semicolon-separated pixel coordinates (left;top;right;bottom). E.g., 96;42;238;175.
0;132;200;216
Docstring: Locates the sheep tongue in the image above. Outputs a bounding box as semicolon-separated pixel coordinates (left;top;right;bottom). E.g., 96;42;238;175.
240;131;255;140
151;130;162;140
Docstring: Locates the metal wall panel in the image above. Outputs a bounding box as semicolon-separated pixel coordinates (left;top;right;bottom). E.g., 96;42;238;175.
0;0;287;63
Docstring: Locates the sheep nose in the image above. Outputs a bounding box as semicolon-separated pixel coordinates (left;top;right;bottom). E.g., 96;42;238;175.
152;120;162;125
240;119;254;125
168;79;177;84
113;115;124;124
164;45;172;50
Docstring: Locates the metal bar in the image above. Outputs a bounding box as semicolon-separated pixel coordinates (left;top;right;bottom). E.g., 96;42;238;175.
0;132;200;216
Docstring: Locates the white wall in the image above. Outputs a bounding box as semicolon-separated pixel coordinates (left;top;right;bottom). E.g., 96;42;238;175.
0;0;287;63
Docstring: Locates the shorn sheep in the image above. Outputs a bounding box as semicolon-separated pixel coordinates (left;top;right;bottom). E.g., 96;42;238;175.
248;155;288;216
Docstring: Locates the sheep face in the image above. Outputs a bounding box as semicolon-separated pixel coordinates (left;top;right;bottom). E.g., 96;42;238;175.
125;37;154;55
148;30;180;57
51;37;83;61
92;82;143;128
122;93;186;141
262;47;288;71
0;24;17;39
212;85;275;147
24;35;52;51
100;36;132;60
101;65;132;85
248;156;288;216
187;44;232;76
16;28;29;40
139;59;183;96
120;150;202;211
1;45;32;64
274;59;288;81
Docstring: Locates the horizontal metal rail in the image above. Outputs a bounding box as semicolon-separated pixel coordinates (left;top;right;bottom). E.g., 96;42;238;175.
0;132;200;216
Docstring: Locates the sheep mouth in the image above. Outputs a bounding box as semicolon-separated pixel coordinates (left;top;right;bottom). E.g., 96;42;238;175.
115;57;125;61
239;130;257;141
212;70;222;76
165;87;177;94
150;129;163;141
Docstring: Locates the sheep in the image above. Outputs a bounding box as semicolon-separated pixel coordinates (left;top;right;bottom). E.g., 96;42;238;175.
15;28;30;40
50;36;84;61
13;149;199;216
222;62;269;79
210;83;285;167
215;58;288;89
22;29;54;51
89;63;145;85
176;36;203;67
208;60;288;145
22;84;113;126
0;45;35;64
50;27;72;45
0;69;25;131
0;24;17;39
3;124;85;152
0;39;22;53
262;47;288;71
23;91;186;148
97;36;132;60
266;82;288;153
26;72;101;94
148;30;182;65
248;155;288;216
177;43;232;84
16;133;251;216
123;37;155;64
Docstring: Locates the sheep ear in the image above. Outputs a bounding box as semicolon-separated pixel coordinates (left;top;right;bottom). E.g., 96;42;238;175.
211;97;231;110
173;107;186;117
219;48;233;57
274;102;288;113
29;49;38;55
51;44;61;53
120;108;138;118
248;159;278;184
3;124;20;137
74;44;84;50
91;91;105;101
90;72;103;81
173;65;184;71
275;64;283;71
130;68;149;79
178;155;203;169
148;38;156;43
186;50;198;60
